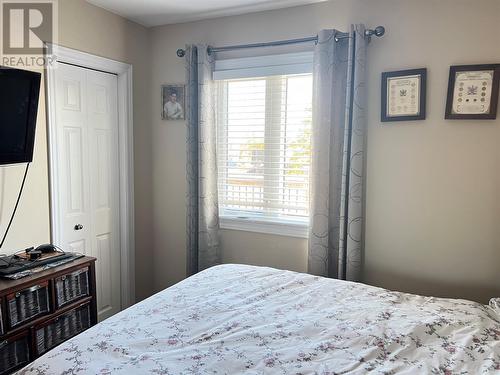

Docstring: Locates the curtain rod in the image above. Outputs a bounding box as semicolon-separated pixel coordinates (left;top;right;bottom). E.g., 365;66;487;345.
176;26;385;57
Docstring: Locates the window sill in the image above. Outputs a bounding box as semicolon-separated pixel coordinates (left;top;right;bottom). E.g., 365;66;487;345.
219;216;309;238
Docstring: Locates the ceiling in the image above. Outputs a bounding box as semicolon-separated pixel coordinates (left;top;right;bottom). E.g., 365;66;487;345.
86;0;328;27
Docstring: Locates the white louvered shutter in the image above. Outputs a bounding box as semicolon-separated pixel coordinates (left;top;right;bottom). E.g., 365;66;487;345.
216;72;312;228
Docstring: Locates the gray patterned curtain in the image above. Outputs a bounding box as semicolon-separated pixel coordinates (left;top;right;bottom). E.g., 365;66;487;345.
185;45;221;276
308;25;367;281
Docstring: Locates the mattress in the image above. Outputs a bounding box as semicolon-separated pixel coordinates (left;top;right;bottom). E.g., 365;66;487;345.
17;264;500;374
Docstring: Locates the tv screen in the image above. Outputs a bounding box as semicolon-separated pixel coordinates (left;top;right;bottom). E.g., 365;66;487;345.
0;66;41;165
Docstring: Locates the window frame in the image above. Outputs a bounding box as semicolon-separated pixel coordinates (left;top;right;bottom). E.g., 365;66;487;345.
219;215;309;238
215;55;313;238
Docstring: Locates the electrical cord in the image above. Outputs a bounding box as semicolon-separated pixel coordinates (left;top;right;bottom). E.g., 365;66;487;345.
0;244;68;270
50;244;66;254
0;162;30;249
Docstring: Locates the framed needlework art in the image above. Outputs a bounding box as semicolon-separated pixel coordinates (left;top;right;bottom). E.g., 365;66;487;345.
381;68;427;122
445;64;500;120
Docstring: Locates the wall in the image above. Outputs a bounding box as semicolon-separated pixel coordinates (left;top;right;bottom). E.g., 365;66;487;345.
58;0;154;302
0;73;50;253
0;0;153;301
151;0;500;303
1;0;498;305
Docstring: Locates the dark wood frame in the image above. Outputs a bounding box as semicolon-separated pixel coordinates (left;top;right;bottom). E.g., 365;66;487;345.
445;64;500;120
0;257;97;374
381;68;427;122
161;83;186;121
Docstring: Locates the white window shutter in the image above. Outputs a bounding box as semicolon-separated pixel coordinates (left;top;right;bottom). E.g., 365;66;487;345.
216;70;313;232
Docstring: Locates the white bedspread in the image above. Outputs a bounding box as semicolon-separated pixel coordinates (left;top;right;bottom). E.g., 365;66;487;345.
18;264;500;374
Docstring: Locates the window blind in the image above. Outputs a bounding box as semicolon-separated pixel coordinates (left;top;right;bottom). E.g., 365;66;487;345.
216;73;313;225
213;52;313;80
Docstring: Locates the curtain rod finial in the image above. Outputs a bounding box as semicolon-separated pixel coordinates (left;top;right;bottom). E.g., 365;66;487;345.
365;26;385;39
177;49;185;58
374;25;385;37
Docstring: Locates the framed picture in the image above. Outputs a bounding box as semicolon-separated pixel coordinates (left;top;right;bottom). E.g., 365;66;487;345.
162;84;185;120
381;68;427;122
445;64;500;120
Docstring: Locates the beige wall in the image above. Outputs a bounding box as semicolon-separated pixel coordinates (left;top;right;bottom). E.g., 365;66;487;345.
1;0;498;305
0;73;50;252
58;0;154;302
0;0;153;301
151;0;500;303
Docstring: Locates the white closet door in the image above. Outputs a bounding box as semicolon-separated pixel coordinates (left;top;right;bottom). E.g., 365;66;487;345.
55;62;121;321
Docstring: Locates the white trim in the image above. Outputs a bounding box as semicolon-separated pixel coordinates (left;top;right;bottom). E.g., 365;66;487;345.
213;52;313;80
220;216;308;238
217;74;312;234
46;44;135;308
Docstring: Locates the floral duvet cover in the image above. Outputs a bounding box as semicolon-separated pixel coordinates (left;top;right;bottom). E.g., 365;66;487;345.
18;264;499;374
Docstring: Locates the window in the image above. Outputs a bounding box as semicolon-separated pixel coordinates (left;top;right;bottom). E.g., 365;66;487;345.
216;72;313;237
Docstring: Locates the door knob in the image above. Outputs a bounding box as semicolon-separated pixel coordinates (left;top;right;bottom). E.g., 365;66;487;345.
74;224;84;231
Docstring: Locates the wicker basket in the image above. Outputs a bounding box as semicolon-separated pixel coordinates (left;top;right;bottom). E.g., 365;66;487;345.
0;334;30;375
8;283;50;328
55;268;90;308
35;303;91;355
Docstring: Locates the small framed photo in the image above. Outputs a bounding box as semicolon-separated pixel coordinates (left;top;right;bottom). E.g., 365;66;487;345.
162;84;185;120
381;68;427;122
445;64;500;120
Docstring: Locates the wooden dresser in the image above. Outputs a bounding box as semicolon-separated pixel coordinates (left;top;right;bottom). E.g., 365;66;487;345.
0;256;97;374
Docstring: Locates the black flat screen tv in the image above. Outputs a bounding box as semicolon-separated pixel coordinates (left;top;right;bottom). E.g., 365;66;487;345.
0;66;41;165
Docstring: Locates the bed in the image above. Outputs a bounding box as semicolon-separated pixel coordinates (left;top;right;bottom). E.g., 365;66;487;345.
17;264;499;374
